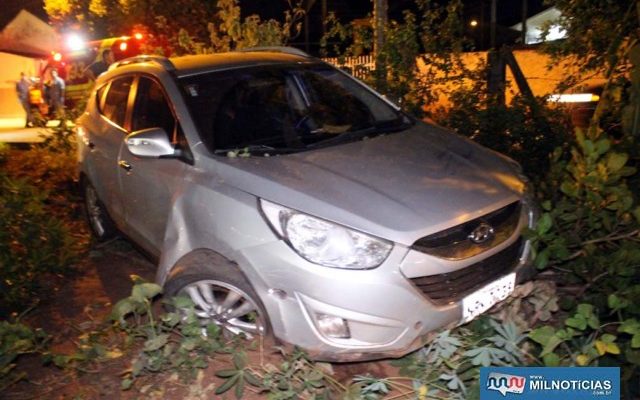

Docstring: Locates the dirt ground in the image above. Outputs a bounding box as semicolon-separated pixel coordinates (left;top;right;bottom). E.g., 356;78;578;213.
5;237;401;399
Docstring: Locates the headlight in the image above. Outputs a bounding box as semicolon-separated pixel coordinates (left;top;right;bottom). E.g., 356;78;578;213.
260;199;393;269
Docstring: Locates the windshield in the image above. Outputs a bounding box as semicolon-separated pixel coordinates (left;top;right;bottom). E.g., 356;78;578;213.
179;63;412;155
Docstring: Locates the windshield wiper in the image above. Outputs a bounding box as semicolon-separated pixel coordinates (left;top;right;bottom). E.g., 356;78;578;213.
213;144;300;156
307;118;413;150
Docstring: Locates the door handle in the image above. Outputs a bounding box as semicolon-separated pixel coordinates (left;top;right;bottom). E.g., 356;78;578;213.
118;160;132;172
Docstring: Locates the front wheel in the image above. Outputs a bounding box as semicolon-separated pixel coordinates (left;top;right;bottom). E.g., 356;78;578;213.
165;263;268;340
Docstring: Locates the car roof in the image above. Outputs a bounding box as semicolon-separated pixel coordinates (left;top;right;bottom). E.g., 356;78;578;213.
168;51;316;77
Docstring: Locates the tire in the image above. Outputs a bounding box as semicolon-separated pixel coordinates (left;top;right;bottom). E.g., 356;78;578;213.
83;179;117;241
165;259;269;340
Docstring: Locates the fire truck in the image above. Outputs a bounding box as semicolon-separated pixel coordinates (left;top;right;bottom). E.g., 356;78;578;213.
30;34;145;116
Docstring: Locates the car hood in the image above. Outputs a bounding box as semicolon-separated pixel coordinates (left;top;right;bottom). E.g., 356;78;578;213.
209;122;525;245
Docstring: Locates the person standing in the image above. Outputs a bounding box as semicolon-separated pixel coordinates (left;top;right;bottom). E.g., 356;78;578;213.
85;49;114;81
16;72;33;127
49;69;65;121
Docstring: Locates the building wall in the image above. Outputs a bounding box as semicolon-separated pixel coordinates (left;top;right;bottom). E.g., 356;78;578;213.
0;52;39;118
326;49;606;114
420;49;606;113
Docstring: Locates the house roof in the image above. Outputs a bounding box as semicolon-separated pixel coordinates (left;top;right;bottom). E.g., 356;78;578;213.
0;9;59;57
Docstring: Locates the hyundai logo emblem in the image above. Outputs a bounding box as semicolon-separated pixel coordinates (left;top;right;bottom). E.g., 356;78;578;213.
468;222;495;244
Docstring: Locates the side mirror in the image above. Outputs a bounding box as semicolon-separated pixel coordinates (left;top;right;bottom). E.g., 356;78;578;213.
125;127;175;158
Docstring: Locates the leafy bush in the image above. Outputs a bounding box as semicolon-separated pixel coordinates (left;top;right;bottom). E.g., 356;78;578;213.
321;0;470;116
523;27;640;395
109;278;230;390
0;320;49;391
437;87;573;180
0;174;78;314
526;124;640;392
38;120;79;156
0;142;8;164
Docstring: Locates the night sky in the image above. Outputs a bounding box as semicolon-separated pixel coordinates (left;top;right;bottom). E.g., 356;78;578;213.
243;0;548;31
2;0;548;50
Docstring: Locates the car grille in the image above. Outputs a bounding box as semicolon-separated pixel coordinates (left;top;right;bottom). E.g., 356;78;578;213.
411;201;522;260
409;238;523;305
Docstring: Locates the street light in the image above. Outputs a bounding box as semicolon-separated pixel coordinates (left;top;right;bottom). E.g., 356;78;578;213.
470;19;479;28
66;33;86;51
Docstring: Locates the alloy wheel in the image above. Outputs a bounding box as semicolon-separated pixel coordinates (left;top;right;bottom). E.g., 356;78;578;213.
178;279;265;339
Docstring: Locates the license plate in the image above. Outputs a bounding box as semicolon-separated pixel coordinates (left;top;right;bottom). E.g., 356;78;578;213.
461;273;515;323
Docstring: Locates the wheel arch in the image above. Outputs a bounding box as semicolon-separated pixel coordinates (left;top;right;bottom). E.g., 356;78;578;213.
162;248;245;287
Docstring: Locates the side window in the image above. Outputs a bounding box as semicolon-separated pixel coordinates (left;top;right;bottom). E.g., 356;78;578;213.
102;76;133;128
95;84;108;114
132;76;176;140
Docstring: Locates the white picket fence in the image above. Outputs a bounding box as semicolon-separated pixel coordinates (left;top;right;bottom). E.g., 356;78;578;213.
322;55;376;80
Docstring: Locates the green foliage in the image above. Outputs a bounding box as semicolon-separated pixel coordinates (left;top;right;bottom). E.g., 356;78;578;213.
214;347;342;399
255;349;341;398
0;174;78;313
45;0;303;56
0;320;49;391
0;142;8;164
110;279;228;389
207;0;304;53
51;308;121;372
38;123;77;155
543;0;637;83
321;0;469;115
142;0;304;56
389;318;528;398
439;88;572;179
528;300;640;368
370;11;422;110
45;0;216;45
524;5;640;394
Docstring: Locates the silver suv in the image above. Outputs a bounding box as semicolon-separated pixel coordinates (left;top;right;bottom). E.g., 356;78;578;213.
76;48;536;362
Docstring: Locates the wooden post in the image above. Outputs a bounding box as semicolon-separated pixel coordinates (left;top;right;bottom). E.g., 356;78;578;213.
373;0;388;91
502;47;546;124
490;0;497;49
373;0;388;58
303;0;317;53
487;49;506;104
521;0;528;44
480;0;485;49
502;48;534;101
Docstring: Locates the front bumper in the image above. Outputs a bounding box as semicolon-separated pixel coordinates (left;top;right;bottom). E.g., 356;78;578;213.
234;224;535;362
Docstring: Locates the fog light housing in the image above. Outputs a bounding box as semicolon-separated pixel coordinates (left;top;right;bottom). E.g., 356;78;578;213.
316;314;351;339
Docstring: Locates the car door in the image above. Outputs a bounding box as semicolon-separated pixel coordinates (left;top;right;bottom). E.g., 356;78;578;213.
117;74;188;256
88;76;135;225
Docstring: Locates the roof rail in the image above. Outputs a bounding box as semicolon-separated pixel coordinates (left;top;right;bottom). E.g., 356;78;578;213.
109;55;176;72
238;46;311;58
